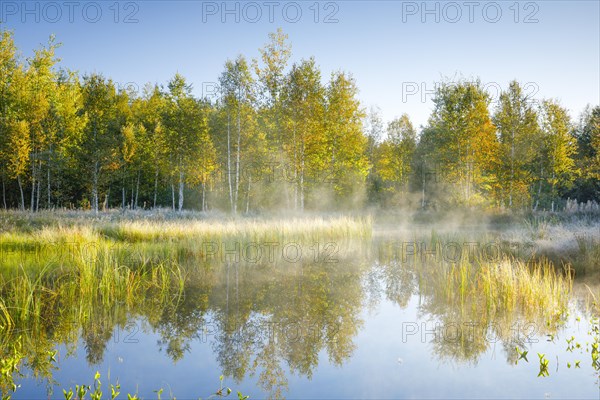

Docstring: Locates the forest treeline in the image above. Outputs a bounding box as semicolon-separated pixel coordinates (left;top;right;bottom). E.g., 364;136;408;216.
0;28;599;213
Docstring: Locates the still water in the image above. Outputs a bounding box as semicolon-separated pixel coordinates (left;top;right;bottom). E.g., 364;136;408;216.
6;236;600;399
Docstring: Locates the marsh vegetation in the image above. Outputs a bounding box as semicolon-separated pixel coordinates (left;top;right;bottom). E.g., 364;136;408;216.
0;211;597;398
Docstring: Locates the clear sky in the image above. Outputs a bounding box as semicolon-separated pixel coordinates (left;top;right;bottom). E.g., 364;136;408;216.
1;0;598;129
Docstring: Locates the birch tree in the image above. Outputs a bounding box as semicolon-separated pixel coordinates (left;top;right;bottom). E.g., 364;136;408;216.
281;58;326;210
536;99;578;211
79;74;125;213
423;79;499;206
164;74;215;211
493;80;540;208
376;114;416;199
324;71;369;205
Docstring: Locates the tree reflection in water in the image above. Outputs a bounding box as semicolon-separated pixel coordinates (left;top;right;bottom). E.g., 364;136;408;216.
0;234;588;399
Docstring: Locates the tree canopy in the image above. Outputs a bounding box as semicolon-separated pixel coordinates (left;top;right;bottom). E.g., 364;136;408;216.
0;29;596;212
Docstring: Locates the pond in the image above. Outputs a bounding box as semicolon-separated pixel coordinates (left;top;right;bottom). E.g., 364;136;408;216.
0;217;598;399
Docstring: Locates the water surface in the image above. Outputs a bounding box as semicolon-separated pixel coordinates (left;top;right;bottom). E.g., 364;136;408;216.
4;233;599;399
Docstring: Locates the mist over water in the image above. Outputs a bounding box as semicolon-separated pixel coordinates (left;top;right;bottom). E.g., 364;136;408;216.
0;211;597;399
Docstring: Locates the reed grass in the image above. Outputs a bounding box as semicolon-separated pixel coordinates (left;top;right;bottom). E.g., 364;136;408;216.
96;215;372;243
573;235;600;276
376;232;573;323
0;210;595;396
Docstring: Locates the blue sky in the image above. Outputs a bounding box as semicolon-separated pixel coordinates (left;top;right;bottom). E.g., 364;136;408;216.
1;0;598;129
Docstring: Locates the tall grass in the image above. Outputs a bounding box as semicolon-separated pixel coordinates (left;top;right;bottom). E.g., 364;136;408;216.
0;212;373;397
376;232;573;323
0;254;188;398
476;257;571;318
573;235;600;275
97;215;372;243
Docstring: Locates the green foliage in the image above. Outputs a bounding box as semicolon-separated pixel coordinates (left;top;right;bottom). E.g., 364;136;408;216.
164;74;216;211
57;372;245;400
568;106;600;202
374;114;416;205
515;346;529;363
535;99;578;211
324;71;369;205
537;353;550;377
0;28;594;213
417;79;500;207
493;80;540;208
281;57;326;210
